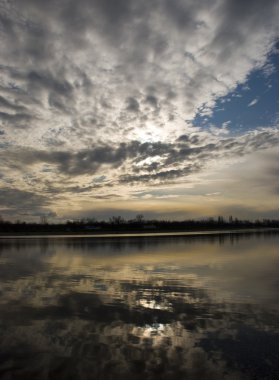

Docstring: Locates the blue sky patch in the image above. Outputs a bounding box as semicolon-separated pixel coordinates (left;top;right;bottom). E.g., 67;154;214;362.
193;47;279;135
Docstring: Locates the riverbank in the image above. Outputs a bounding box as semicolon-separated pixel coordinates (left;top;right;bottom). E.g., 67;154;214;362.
1;227;279;239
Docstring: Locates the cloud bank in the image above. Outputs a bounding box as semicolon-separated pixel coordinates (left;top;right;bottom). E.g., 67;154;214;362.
0;0;278;219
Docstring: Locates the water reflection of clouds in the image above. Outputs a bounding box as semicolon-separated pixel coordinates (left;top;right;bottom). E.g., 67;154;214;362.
0;232;278;379
0;318;250;380
0;234;279;319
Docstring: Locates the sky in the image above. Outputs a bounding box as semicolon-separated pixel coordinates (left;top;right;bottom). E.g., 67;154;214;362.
0;0;279;222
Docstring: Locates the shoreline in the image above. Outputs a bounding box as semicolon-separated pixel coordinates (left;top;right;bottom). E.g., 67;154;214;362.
0;227;278;239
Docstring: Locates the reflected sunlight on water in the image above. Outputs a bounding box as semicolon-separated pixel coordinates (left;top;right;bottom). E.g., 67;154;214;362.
0;231;278;379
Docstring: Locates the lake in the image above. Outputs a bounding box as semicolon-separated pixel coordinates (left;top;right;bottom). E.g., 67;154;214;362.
0;231;278;379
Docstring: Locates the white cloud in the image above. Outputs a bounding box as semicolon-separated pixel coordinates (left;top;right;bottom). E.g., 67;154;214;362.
248;98;259;107
0;0;278;147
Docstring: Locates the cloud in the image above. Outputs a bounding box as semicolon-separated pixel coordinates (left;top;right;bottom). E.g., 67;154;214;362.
0;0;279;219
0;95;27;112
248;98;259;107
0;187;55;219
0;127;278;189
0;0;278;144
126;97;140;113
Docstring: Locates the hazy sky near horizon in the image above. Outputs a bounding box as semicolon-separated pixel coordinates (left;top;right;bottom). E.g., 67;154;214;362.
0;0;279;221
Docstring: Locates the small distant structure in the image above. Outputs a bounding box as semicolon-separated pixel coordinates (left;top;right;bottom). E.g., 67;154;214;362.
143;224;157;230
84;225;101;231
40;215;48;224
135;214;144;223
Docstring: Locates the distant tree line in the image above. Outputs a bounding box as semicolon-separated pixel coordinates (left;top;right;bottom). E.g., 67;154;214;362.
0;214;279;234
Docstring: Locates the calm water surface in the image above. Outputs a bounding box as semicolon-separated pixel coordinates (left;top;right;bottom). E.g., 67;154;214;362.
0;231;278;380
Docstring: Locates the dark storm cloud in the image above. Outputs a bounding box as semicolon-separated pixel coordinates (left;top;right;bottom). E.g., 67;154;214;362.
10;0;139;50
0;111;32;125
0;11;50;63
2;144;131;175
246;131;279;150
177;134;190;143
1;128;278;187
212;0;279;52
119;167;196;184
6;69;75;114
31;1;279;48
1;1;278;81
63;184;105;194
0;187;54;218
176;134;204;146
0;95;27;112
1;141;174;178
0;141;173;176
25;70;73;97
126;97;140;113
145;95;158;108
11;0;199;40
0;188;48;207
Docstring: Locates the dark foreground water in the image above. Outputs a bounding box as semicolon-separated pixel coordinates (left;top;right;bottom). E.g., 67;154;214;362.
0;231;278;380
